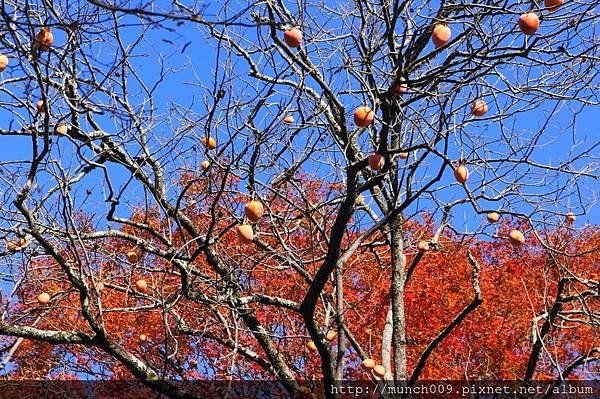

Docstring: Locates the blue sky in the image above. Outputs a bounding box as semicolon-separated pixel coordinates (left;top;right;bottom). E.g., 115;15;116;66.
0;3;597;239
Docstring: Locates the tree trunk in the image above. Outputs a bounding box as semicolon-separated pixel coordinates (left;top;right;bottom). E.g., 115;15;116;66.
390;214;408;382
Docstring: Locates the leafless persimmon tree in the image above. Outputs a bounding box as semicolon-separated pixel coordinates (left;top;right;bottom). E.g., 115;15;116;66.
0;1;598;398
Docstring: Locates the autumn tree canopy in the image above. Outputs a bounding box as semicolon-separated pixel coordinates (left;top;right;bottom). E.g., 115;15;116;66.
0;1;598;398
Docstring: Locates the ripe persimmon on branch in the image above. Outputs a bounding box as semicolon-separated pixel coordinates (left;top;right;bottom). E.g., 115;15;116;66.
0;1;598;398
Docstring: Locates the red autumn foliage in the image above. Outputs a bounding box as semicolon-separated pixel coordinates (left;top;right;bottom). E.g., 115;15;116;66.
4;176;597;388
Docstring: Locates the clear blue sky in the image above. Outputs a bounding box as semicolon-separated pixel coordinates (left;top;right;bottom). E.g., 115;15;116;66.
0;5;597;237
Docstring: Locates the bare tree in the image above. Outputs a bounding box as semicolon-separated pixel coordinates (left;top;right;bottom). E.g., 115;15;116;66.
0;1;598;398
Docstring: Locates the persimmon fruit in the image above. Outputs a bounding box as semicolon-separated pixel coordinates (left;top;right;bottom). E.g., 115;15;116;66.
487;212;500;223
354;106;374;127
432;24;451;48
244;201;264;223
518;13;540;35
373;365;386;378
34;27;54;51
545;0;564;13
284;28;302;48
471;99;488;117
237;224;254;244
37;292;50;304
201;137;217;150
0;54;8;72
509;230;526;246
361;358;376;370
56;123;68;136
454;165;469;183
126;251;139;263
368;153;385;171
326;330;337;341
135;279;148;292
